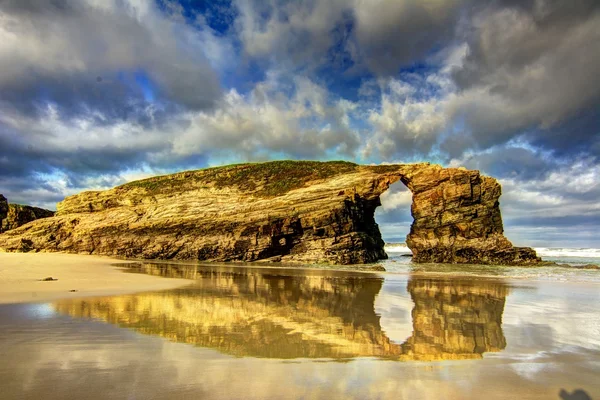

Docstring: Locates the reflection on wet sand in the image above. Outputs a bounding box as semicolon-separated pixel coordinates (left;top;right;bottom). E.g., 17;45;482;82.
53;263;508;361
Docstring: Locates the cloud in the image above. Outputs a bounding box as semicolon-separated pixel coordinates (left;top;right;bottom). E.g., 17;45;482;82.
234;0;350;70
359;1;600;161
0;0;224;117
350;0;468;75
363;73;453;160
172;72;362;160
234;0;474;76
498;158;600;219
451;145;555;181
447;1;600;153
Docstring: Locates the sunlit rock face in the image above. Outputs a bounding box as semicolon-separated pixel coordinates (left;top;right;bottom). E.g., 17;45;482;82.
53;265;508;360
403;167;539;265
1;204;55;233
0;161;538;265
0;195;54;234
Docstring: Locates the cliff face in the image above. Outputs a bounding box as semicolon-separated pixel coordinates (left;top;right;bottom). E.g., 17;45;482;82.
0;161;539;265
0;195;54;234
402;166;539;264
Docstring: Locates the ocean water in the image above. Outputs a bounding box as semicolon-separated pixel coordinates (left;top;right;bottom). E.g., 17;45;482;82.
382;244;600;283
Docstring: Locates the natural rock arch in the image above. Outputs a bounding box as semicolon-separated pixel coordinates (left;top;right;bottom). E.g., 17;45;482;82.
389;164;539;265
0;161;539;265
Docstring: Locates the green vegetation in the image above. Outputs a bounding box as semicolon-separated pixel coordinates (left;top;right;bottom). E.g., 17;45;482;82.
119;160;359;198
368;164;404;173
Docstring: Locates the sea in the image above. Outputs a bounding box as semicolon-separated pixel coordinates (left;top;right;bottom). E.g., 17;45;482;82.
382;243;600;283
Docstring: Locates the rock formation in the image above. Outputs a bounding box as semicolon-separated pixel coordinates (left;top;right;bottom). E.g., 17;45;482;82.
0;195;7;223
0;161;539;265
53;265;508;360
0;195;54;234
403;166;539;264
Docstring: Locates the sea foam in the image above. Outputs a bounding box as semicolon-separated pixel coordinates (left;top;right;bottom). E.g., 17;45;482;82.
385;244;600;260
533;248;600;258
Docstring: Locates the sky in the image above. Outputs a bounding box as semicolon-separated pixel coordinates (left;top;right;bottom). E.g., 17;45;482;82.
0;0;598;248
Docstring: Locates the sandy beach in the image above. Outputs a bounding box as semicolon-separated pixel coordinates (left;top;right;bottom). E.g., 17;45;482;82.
0;252;191;304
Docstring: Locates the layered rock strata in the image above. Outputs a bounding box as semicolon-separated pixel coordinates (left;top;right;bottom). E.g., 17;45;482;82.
0;195;55;234
0;161;539;265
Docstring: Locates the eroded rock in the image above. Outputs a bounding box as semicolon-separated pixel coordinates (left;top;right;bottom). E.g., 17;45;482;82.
0;201;55;233
0;161;540;265
0;194;8;222
402;166;540;265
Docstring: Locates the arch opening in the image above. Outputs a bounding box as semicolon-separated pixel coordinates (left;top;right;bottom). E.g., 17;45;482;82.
375;179;413;261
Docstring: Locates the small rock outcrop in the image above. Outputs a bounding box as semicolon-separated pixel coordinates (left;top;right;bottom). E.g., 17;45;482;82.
0;195;55;233
0;194;8;223
0;161;540;265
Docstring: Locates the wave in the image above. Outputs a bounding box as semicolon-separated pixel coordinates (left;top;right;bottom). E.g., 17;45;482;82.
534;248;600;258
385;244;600;259
384;244;412;254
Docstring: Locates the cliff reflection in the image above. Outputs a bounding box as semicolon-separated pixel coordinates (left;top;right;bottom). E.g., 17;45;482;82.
53;264;508;361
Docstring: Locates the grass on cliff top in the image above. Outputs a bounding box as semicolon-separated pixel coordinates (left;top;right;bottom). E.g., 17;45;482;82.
119;160;359;197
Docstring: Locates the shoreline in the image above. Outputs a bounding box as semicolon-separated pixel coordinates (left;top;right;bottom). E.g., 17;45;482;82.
0;253;191;305
1;252;599;305
119;256;600;283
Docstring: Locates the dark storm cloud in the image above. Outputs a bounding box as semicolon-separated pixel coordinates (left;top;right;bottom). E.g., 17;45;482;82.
447;0;600;156
0;118;212;207
454;0;600;90
0;123;145;180
350;0;468;75
526;107;600;159
0;72;159;126
458;146;555;181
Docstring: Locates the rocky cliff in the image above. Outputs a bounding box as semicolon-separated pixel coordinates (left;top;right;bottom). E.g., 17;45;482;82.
0;161;539;265
0;195;54;234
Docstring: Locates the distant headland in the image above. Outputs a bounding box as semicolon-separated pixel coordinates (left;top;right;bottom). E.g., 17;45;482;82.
0;160;540;265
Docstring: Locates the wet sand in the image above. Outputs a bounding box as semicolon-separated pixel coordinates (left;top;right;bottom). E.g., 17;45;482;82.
0;258;598;399
0;253;190;304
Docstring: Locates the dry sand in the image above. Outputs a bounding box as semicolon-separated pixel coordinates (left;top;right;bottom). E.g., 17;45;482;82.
0;252;191;304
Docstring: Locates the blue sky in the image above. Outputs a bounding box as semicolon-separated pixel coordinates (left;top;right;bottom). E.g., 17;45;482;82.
0;0;599;247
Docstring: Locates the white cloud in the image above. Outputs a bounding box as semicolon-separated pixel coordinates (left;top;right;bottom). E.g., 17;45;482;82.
172;73;361;160
0;0;227;110
380;184;412;211
234;0;349;68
